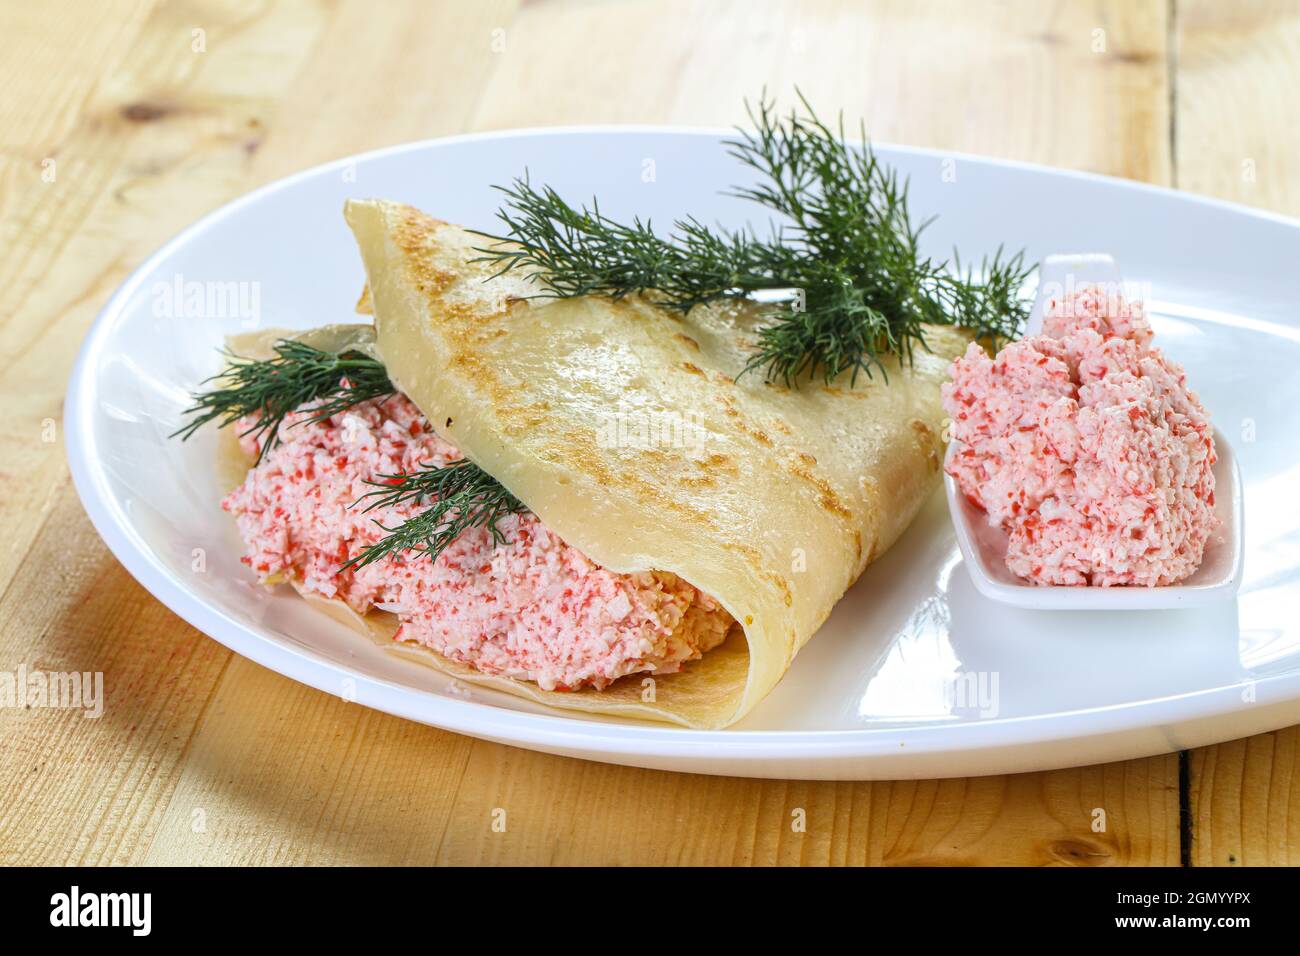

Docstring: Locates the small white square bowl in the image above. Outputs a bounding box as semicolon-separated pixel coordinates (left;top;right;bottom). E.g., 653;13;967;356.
945;427;1243;609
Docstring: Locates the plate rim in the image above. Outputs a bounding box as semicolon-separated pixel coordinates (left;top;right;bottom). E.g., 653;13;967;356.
64;124;1300;770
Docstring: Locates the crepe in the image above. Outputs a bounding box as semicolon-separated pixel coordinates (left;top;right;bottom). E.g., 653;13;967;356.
321;199;971;728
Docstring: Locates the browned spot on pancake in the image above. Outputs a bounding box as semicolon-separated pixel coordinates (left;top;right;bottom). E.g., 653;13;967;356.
785;453;853;521
856;476;884;565
821;385;870;399
541;431;719;532
853;529;862;561
721;542;770;582
710;393;849;521
681;361;705;376
633;447;673;468
813;485;852;521
449;346;492;377
675;332;701;350
508;402;551;432
393;213;460;302
716;398;773;447
910;418;941;472
355;283;373;315
717;398;740;418
679;451;737;488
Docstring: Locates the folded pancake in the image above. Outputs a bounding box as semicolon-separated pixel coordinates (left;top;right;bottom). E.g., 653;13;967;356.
323;199;970;728
218;340;736;706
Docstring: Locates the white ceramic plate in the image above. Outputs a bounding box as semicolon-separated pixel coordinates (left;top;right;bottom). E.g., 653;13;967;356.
67;128;1300;780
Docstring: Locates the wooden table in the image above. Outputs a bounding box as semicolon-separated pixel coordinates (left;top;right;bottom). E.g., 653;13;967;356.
3;0;1297;866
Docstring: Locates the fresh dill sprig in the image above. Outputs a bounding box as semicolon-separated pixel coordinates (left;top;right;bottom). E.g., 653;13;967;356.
341;459;528;570
472;90;1034;384
173;341;521;567
172;339;393;462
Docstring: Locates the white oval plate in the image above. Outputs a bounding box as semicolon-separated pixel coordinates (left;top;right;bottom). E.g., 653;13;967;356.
67;128;1300;780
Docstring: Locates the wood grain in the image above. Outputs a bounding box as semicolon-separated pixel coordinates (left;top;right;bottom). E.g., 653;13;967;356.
0;0;1277;866
1173;0;1300;214
140;664;1178;864
1175;0;1300;866
472;0;1171;179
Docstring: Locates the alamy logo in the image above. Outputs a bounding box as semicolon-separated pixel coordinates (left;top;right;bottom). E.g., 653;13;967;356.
1038;277;1152;319
49;886;151;936
595;404;707;450
945;670;999;718
0;665;103;718
151;272;262;327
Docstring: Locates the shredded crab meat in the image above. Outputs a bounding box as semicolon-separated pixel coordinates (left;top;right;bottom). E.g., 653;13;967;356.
942;284;1217;587
223;392;733;691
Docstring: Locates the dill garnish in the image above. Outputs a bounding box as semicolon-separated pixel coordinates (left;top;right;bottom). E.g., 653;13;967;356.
472;90;1033;384
174;340;524;566
172;339;393;462
340;459;528;570
180;91;1035;569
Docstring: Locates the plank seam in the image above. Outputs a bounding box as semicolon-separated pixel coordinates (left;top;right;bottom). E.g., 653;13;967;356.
1179;749;1192;866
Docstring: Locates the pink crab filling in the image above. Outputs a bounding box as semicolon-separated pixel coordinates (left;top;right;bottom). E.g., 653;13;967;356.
222;393;733;690
942;284;1217;587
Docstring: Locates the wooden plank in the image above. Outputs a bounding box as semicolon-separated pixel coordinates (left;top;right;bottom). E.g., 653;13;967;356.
0;0;513;864
425;746;1179;865
139;657;476;866
0;0;342;864
0;0;518;866
138;657;1180;866
0;493;233;864
1173;0;1300;214
0;0;157;585
471;0;1171;180
1189;733;1299;865
1175;0;1300;866
1;0;1185;866
144;715;1178;865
